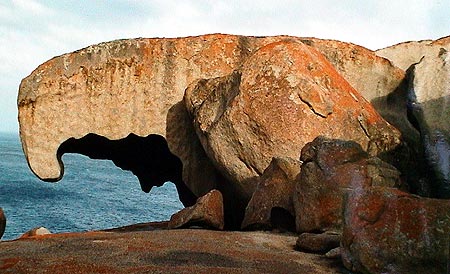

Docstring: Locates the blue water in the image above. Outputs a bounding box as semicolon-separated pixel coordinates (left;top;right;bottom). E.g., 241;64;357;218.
0;132;183;240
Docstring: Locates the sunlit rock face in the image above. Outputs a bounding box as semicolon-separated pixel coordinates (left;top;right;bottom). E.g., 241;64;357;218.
378;36;450;197
18;34;404;223
185;40;401;202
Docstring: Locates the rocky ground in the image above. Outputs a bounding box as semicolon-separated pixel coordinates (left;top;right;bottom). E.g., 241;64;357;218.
0;225;347;274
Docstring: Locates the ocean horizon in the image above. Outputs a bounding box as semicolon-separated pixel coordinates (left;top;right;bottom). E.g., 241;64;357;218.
0;132;183;240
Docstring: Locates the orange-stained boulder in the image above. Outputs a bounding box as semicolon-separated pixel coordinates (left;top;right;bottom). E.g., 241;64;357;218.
342;187;450;274
168;189;224;230
294;137;402;233
185;40;402;202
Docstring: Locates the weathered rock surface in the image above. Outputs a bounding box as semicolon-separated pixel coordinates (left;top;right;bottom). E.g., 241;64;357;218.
19;227;51;239
376;36;450;70
295;232;341;254
241;157;299;231
19;34;406;208
342;187;450;274
0;229;345;273
304;38;415;142
0;208;5;240
294;137;402;233
408;46;450;198
377;36;450;197
168;189;224;230
186;40;401;204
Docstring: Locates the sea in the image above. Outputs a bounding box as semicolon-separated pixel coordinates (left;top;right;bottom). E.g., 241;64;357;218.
0;132;183;240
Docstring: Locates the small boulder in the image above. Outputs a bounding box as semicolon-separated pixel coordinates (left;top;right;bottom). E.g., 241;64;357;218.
168;189;224;230
0;208;6;240
325;247;341;259
294;137;402;233
20;227;51;239
241;157;300;231
341;187;450;274
295;231;341;254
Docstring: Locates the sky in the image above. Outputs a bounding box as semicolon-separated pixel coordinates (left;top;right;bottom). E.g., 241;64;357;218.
1;0;449;133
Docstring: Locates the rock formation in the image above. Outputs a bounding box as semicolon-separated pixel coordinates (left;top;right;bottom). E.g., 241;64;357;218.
377;36;450;197
18;34;405;212
168;189;224;230
241;157;299;231
20;227;52;239
294;137;402;233
295;231;341;254
342;187;450;274
0;208;5;240
185;40;401;204
15;33;450;273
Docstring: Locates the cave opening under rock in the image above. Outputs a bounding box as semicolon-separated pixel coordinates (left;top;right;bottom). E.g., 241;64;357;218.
57;133;197;207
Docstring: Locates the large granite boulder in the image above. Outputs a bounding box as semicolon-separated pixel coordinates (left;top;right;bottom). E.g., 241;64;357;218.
294;137;402;233
377;36;450;197
342;187;450;274
0;208;5;240
185;40;401;204
168;189;224;230
241;157;300;231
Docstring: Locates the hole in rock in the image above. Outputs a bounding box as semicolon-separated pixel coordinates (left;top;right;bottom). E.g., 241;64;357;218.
58;133;197;208
270;207;296;232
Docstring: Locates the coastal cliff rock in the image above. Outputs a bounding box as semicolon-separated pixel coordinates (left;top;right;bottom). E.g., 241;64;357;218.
168;189;224;230
294;137;402;233
342;187;450;274
378;36;450;197
241;157;299;231
0;208;5;240
18;34;407;207
185;40;401;203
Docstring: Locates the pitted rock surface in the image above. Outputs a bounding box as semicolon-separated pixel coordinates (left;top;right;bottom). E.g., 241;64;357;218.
0;229;345;273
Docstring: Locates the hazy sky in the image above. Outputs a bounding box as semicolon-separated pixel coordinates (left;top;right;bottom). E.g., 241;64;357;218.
1;0;449;133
